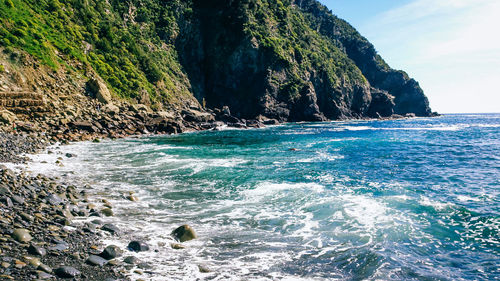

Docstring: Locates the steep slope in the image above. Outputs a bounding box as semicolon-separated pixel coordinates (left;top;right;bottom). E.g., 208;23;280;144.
294;0;432;117
0;0;434;124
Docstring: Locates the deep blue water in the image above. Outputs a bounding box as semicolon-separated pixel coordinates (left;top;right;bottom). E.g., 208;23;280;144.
52;114;499;280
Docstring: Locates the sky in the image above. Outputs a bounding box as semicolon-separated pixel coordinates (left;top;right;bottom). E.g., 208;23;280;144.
320;0;500;113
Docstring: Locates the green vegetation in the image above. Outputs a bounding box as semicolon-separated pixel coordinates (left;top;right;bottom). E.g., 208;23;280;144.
0;0;372;105
0;0;191;103
242;0;367;100
0;64;4;72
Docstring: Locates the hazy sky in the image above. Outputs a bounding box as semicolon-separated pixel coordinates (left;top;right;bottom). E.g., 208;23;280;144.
320;0;500;113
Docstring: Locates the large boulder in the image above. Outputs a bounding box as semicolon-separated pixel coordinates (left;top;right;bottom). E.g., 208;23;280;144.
86;78;113;104
0;109;17;124
181;109;215;123
172;225;197;242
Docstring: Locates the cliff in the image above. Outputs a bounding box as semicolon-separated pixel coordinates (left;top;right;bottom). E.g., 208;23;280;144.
0;0;434;127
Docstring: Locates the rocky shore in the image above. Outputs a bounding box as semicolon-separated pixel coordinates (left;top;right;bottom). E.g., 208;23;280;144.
0;165;127;280
0;136;203;280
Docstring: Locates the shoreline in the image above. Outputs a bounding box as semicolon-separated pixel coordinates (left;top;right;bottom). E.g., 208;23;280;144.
0;112;439;280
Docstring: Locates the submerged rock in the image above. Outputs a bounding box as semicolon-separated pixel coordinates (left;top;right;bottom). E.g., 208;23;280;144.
123;256;139;265
172;225;197;242
127;241;150;252
100;208;114;217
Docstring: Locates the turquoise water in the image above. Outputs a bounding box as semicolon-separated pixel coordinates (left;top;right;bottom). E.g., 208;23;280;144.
58;114;499;280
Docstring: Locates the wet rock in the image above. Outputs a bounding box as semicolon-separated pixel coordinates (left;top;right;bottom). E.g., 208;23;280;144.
100;208;114;217
14;259;27;268
28;244;47;256
198;264;212;273
137;262;152;270
126;195;139;201
123;256;139;265
12;229;32;243
127;241;150;252
172;225;197;242
65;153;77;158
86;255;108;267
54;266;81;278
102;223;119;235
170;243;185;250
99;245;122;260
83;223;97;233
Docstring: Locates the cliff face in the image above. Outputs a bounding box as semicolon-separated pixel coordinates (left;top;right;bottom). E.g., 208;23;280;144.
177;0;433;120
0;0;434;122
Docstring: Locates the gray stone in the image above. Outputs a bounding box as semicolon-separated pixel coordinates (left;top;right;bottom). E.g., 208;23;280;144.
100;245;122;260
123;256;139;265
101;223;119;235
28;244;47;256
36;271;54;279
54;266;80;278
37;263;52;273
86;255;108;267
11;195;25;204
48;242;68;252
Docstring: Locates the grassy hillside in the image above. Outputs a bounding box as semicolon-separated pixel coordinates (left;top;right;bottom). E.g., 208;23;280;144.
0;0;432;118
0;0;193;105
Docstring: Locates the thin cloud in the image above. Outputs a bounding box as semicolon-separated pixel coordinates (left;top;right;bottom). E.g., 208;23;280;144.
379;0;490;24
357;0;500;113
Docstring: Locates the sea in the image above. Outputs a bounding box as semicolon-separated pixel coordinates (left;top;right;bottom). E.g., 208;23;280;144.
24;113;500;280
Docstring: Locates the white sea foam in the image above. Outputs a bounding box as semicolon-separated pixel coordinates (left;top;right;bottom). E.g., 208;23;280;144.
457;195;482;202
297;151;344;163
242;182;324;197
342;195;391;230
419;196;454;211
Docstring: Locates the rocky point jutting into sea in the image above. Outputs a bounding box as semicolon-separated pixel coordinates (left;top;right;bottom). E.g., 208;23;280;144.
0;0;449;280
